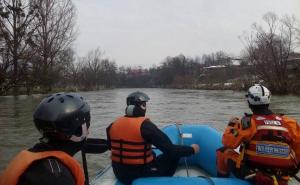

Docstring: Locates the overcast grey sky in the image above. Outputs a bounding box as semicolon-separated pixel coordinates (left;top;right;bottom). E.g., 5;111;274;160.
73;0;300;67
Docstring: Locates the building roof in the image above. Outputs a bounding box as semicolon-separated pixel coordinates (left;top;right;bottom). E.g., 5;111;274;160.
203;65;226;69
288;52;300;61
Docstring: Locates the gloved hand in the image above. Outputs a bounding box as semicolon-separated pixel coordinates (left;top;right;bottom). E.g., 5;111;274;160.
228;117;240;126
191;144;200;154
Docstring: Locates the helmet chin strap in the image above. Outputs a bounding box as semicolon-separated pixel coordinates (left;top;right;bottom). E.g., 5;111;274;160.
70;123;89;142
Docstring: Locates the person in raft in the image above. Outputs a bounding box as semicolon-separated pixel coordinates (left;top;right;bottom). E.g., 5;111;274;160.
216;84;300;185
1;93;91;185
106;91;200;185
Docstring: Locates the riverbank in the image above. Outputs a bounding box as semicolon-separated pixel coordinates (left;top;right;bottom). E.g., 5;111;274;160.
161;82;300;95
0;85;108;96
2;83;300;96
167;82;246;91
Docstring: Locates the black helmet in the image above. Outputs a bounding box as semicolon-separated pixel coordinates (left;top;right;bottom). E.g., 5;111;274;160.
126;91;150;106
33;92;90;141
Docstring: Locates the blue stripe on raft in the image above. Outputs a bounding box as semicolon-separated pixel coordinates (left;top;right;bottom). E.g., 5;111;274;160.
133;177;250;185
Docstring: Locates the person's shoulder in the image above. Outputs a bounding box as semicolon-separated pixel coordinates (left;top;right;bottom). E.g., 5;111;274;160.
141;118;158;130
19;157;76;185
281;115;298;123
143;116;152;122
106;122;113;129
142;118;153;125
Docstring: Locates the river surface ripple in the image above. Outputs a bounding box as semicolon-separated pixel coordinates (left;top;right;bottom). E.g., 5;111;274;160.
1;88;300;176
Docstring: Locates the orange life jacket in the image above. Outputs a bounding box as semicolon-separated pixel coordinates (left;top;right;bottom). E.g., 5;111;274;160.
109;116;154;165
244;114;298;170
0;150;85;185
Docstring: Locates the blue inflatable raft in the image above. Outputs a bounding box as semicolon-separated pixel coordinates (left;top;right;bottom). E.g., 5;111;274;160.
91;124;251;185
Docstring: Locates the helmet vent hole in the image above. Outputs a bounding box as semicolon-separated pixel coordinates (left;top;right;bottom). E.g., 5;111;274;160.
59;97;64;103
80;96;83;100
47;97;54;103
56;93;61;96
66;95;74;98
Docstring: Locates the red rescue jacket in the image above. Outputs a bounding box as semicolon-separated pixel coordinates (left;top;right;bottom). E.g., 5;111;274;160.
244;114;298;169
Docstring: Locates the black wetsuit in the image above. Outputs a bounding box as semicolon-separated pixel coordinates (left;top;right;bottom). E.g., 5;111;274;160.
107;118;195;185
17;141;82;185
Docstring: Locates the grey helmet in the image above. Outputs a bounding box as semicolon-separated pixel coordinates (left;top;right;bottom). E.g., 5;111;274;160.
125;91;149;116
126;91;150;106
33;92;90;142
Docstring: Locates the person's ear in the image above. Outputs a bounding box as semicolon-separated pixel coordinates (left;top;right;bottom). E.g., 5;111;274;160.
125;105;135;116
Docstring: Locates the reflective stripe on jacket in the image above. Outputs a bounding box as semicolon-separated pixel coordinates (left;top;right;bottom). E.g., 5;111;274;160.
244;114;298;169
0;150;85;185
109;116;154;165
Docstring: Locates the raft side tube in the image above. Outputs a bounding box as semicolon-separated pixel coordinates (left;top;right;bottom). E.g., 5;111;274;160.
133;176;251;185
159;124;223;176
